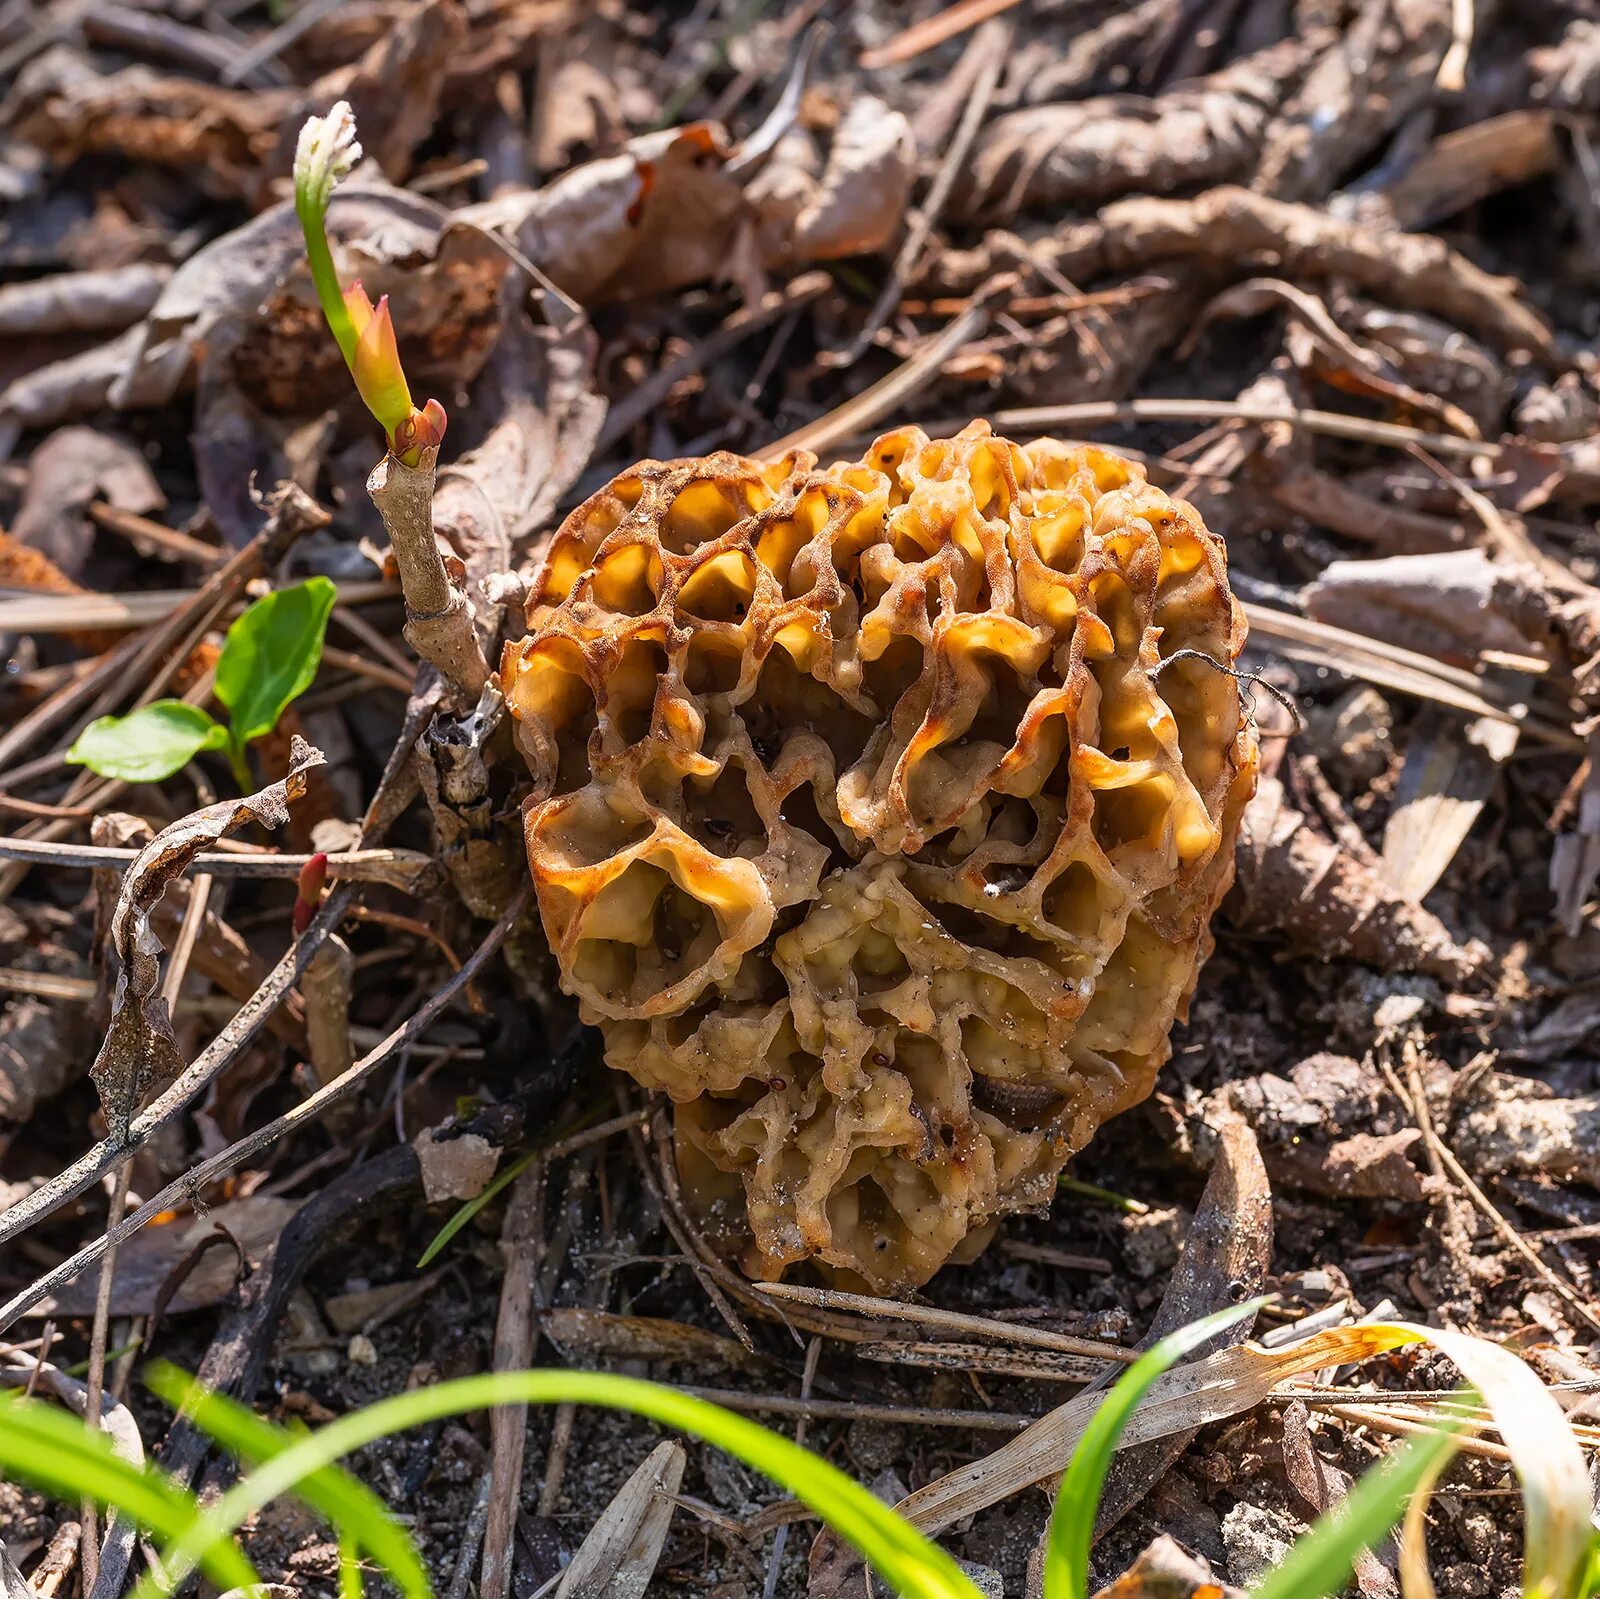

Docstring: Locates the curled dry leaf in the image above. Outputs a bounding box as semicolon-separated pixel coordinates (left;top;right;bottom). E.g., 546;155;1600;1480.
10;425;164;578
92;738;326;1138
0;262;171;335
1304;551;1558;669
32;1196;293;1317
938;188;1559;364
1253;0;1452;201
5;0;463;203
950;33;1322;219
466;98;915;306
1228;776;1488;985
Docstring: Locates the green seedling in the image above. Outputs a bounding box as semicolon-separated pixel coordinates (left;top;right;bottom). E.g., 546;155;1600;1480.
294;101;445;465
67;576;336;788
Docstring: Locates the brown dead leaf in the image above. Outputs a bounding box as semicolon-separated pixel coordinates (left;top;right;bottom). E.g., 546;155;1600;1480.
786;95;915;261
1280;1401;1396;1597
1228;776;1489;984
0;262;171;335
951;33;1322;219
1092;1116;1272;1536
92;739;325;1138
32;1196;294;1316
1090;1536;1240;1599
11;424;164;577
0;993;91;1128
5;0;464;203
1305;551;1557;670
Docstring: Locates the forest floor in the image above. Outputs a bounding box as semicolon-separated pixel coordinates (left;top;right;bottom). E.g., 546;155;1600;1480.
3;1;1600;1596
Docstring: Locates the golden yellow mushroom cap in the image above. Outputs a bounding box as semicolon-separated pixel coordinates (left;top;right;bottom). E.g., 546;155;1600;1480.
501;420;1257;1293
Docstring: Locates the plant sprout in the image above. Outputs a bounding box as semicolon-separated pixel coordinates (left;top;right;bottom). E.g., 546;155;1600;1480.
67;576;337;788
293;101;446;466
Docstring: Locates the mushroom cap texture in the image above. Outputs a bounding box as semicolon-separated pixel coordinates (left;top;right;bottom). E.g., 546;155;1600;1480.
502;421;1257;1292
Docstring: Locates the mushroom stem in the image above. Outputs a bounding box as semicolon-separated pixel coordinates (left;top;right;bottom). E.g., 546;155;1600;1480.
368;444;490;699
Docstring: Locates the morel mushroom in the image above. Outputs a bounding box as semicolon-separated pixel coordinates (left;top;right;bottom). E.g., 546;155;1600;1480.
502;422;1257;1291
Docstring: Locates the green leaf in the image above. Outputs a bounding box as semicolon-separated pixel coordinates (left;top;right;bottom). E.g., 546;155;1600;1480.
143;1367;429;1599
1045;1298;1269;1599
0;1392;260;1593
215;577;337;747
140;1364;985;1599
66;701;227;783
1248;1394;1474;1599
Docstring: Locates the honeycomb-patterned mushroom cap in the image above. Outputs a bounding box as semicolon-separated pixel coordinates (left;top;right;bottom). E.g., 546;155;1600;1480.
502;422;1257;1292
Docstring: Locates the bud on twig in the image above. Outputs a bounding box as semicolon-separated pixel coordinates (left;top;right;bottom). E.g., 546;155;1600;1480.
293;103;491;701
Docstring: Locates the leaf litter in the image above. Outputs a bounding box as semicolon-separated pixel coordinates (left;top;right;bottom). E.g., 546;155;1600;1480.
4;2;1600;1597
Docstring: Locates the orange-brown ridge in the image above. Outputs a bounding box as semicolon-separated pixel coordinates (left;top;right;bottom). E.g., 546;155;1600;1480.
501;421;1257;1292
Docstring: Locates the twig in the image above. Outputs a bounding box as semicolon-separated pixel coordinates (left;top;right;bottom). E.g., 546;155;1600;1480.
87;502;220;567
907;398;1500;460
830;19;1010;366
301;935;353;1090
1376;1042;1600;1336
0;888;524;1334
0;838;434;890
597;274;830;451
859;0;1026;68
754;1283;1135;1364
759;298;994;460
446;1472;494;1599
482;1157;546;1599
0;578;395;635
678;1386;1032;1432
1242;603;1580;750
761;1336;820;1599
0;883;354;1262
368;445;490;699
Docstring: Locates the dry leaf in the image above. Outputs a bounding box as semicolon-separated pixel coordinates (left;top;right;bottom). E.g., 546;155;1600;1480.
896;1313;1591;1599
1228;776;1488;984
11;424;164;577
951;34;1321;219
1380;712;1517;904
31;1196;293;1316
92;739;325;1137
1090;1536;1241;1598
1305;551;1557;669
555;1439;686;1599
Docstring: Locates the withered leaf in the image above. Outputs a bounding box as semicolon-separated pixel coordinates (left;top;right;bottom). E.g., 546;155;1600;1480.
12;425;164;577
92;738;325;1139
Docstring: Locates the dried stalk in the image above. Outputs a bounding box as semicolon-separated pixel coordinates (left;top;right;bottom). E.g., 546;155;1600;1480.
301;934;353;1088
368;444;490;700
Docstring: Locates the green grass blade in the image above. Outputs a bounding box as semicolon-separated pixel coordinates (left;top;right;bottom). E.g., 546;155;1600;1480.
144;1367;430;1599
0;1394;261;1592
142;1365;984;1599
338;1532;365;1599
1248;1396;1474;1599
1043;1298;1268;1599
